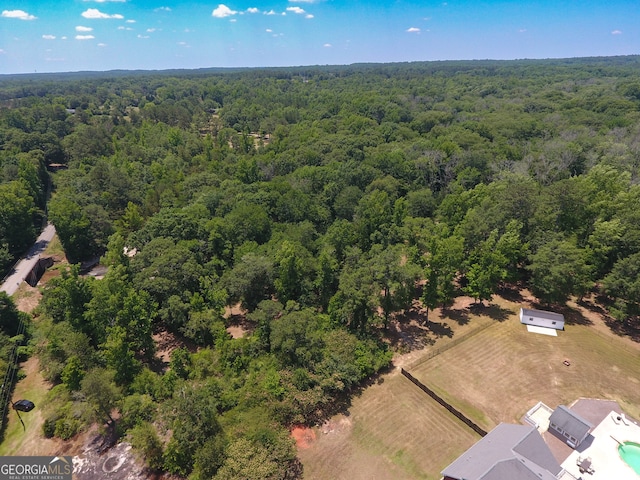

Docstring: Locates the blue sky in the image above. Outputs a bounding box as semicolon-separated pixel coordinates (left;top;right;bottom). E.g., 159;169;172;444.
0;0;638;74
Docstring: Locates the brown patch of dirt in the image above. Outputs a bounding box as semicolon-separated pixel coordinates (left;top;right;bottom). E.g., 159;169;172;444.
226;325;247;339
153;328;197;368
14;284;42;313
291;426;317;449
224;302;255;338
319;415;352;436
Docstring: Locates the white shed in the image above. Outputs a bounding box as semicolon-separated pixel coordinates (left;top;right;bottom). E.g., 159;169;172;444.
519;308;564;330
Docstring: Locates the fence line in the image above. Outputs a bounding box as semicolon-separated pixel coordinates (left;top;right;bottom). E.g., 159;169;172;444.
401;368;487;437
407;320;496;370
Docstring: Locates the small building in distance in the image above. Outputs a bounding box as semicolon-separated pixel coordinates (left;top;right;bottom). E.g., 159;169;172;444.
520;307;565;330
548;405;593;449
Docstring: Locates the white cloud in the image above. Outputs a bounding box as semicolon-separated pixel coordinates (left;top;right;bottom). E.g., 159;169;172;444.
61;36;68;40
247;7;259;13
230;18;237;22
75;35;95;40
126;19;136;23
518;28;527;33
154;7;171;12
212;4;237;18
98;43;107;47
266;28;272;32
323;43;332;47
265;9;277;15
611;29;622;35
406;27;420;33
137;34;149;39
81;8;124;19
2;10;37;21
42;34;56;40
305;14;314;19
147;28;157;32
0;49;5;53
76;25;93;32
178;41;188;45
287;6;305;14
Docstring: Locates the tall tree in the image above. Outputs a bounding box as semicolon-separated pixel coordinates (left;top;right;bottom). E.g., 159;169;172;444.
422;231;464;316
527;238;592;304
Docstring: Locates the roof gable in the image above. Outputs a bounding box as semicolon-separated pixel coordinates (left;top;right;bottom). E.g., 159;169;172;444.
441;424;562;480
513;428;563;475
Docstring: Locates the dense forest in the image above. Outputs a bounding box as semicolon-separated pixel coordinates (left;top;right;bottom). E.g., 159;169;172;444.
1;56;640;478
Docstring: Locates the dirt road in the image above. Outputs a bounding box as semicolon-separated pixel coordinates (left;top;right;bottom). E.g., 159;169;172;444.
0;223;56;296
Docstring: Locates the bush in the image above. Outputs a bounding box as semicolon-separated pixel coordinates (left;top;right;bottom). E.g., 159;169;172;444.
129;422;164;471
54;417;81;440
42;418;56;438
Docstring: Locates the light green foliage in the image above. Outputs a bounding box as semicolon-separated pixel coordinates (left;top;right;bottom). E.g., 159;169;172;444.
0;181;36;256
129;422;164;471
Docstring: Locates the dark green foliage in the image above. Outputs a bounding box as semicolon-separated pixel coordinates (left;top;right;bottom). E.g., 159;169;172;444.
527;238;593;304
602;252;640;321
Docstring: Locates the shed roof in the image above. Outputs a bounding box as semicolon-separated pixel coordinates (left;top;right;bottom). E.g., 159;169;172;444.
441;423;562;480
549;405;593;440
520;308;564;323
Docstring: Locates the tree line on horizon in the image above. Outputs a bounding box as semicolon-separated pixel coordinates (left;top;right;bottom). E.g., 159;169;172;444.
1;58;640;478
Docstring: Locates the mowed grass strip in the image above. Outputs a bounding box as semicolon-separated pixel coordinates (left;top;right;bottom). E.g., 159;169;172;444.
410;298;640;431
299;371;481;480
0;358;57;456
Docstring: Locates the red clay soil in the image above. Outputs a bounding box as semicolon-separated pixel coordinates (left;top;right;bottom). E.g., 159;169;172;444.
291;426;316;449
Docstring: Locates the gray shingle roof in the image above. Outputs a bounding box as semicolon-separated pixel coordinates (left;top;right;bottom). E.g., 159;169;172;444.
441;423;562;480
549;405;594;440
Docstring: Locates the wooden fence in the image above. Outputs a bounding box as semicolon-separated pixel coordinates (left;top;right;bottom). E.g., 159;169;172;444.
401;368;487;437
407;320;495;370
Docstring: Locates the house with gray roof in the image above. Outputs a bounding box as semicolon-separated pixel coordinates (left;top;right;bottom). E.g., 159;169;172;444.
441;423;565;480
548;405;593;448
520;307;565;330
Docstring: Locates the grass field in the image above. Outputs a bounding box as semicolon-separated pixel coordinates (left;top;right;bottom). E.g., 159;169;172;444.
298;293;640;480
297;371;481;480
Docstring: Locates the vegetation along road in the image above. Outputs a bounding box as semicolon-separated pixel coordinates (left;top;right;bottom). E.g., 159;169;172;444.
0;223;56;296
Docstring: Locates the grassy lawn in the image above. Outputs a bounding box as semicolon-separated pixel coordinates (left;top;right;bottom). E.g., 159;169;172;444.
297;371;481;480
0;358;58;456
